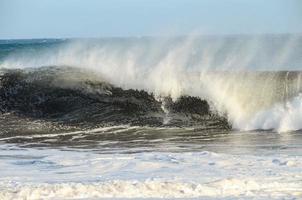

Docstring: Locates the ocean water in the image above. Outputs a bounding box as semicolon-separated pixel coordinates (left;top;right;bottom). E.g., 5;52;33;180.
0;35;302;199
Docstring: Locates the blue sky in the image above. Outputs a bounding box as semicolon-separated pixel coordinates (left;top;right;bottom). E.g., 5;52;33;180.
0;0;301;39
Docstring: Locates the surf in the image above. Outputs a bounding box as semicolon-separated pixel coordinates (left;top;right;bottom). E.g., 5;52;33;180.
0;34;302;132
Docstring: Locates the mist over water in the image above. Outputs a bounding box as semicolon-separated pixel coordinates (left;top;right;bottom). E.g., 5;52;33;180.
1;34;302;132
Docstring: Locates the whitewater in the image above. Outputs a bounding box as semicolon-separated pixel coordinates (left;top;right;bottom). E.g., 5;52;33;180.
0;35;302;199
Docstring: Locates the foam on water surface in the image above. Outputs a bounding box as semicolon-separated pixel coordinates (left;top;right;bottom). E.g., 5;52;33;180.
0;143;301;200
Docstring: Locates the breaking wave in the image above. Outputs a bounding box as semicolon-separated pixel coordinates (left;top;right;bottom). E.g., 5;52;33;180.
0;66;229;133
1;35;302;132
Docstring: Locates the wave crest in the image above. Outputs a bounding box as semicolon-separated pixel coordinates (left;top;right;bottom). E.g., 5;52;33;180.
0;66;228;133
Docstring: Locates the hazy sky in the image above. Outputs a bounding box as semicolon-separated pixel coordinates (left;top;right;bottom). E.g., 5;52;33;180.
0;0;301;39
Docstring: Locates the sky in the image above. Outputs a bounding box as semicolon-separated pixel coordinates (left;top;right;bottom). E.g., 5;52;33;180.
0;0;301;39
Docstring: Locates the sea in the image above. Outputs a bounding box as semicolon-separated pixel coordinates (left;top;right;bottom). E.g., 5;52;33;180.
0;35;301;199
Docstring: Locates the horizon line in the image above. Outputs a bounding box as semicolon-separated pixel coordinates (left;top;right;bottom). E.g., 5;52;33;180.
1;32;302;41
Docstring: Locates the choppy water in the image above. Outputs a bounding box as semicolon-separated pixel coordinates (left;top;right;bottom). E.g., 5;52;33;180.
0;129;302;199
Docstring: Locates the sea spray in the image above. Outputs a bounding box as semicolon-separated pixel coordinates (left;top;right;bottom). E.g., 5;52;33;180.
1;35;302;132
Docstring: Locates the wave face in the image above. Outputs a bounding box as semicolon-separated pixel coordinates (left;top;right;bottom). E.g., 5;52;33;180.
0;66;229;135
1;35;302;132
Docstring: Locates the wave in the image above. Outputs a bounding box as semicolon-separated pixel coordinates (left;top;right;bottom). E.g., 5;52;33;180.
0;66;229;134
200;71;302;132
1;35;302;132
0;66;302;133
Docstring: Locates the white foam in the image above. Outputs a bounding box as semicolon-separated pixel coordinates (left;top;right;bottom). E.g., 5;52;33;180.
1;179;301;200
0;145;301;199
232;94;302;132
